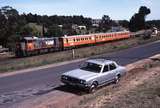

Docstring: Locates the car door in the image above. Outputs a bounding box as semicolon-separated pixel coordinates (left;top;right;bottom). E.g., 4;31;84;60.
108;63;117;80
99;65;113;85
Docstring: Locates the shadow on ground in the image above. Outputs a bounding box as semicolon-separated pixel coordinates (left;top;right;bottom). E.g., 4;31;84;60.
54;85;87;96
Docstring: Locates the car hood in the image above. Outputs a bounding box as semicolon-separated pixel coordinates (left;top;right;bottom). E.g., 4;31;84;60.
62;69;98;81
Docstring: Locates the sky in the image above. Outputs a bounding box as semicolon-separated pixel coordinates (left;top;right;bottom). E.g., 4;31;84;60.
0;0;159;20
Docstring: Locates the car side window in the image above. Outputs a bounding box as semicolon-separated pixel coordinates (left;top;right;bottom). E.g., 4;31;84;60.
109;63;116;70
103;65;109;73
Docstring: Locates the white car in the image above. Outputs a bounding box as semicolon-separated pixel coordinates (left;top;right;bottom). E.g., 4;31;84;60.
61;59;126;93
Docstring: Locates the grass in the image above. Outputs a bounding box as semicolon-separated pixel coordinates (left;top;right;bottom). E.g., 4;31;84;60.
0;36;160;73
102;72;160;108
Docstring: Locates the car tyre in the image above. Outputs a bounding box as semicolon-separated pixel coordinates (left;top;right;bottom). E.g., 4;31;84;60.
88;82;97;93
114;75;121;84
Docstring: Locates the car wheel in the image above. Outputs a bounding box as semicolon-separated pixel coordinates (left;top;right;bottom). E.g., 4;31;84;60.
115;75;121;84
88;83;97;93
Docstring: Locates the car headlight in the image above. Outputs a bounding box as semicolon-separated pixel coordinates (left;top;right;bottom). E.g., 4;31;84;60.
61;75;68;80
80;80;86;84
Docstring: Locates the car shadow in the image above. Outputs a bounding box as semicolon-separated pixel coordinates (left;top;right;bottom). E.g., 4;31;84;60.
54;82;118;96
54;85;87;96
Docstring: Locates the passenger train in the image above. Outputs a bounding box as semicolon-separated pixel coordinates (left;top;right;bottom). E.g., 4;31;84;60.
15;31;130;57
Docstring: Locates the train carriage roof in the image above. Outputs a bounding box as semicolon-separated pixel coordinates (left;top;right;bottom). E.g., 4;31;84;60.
61;31;130;39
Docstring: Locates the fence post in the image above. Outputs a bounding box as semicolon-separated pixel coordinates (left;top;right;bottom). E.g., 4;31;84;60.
72;49;75;59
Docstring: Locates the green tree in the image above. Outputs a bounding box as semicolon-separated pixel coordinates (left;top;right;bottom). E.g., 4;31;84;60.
129;6;151;32
99;15;112;32
0;6;19;48
47;24;63;37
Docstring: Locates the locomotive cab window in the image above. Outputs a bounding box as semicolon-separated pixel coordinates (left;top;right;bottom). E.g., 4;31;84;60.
66;39;68;43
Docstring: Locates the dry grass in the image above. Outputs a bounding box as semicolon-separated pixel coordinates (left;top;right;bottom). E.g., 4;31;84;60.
102;70;160;108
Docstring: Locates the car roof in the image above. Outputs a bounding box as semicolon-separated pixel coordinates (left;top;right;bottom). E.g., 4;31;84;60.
86;59;114;65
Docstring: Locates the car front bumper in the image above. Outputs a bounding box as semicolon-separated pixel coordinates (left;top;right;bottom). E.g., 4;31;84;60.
61;79;90;89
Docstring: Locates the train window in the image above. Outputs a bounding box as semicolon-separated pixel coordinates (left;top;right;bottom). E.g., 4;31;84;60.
73;39;75;42
89;37;91;40
66;39;69;43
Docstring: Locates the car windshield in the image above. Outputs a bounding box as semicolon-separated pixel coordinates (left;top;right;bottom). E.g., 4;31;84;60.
80;62;102;73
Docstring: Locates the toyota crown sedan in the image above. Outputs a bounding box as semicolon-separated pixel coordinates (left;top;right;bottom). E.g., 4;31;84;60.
61;59;126;93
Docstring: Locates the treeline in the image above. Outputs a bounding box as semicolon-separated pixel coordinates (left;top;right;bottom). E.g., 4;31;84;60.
0;6;159;51
146;20;160;29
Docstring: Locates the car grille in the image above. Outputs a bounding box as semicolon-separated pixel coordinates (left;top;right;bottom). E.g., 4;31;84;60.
67;77;80;83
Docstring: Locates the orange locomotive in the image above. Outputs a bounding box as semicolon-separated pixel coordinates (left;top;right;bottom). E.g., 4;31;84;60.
15;31;130;57
15;37;60;57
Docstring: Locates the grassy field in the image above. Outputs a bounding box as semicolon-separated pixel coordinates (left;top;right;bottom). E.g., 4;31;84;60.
0;36;160;73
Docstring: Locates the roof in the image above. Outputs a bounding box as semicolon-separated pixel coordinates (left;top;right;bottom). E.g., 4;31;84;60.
22;37;58;41
61;31;130;39
86;59;114;65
